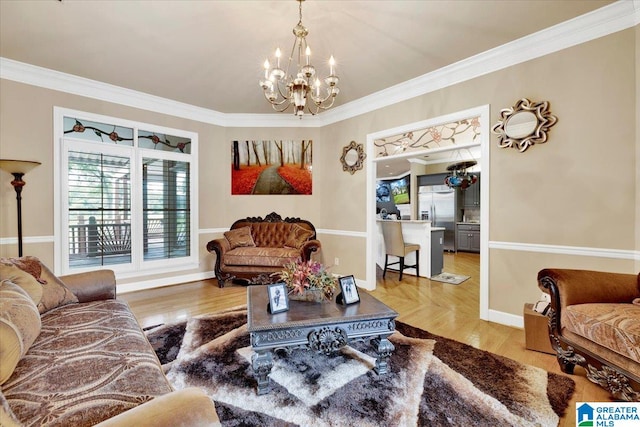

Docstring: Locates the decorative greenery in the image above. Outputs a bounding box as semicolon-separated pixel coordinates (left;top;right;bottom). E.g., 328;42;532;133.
273;258;337;298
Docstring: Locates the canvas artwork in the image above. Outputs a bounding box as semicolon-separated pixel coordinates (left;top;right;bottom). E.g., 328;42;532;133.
231;140;312;195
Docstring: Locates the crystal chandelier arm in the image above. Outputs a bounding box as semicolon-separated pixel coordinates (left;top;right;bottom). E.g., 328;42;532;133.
262;90;290;108
307;96;336;115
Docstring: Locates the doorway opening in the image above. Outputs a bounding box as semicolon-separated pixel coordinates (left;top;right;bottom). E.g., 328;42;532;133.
365;105;490;320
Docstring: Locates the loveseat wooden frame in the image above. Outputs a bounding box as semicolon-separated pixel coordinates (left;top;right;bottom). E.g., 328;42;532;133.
538;268;640;401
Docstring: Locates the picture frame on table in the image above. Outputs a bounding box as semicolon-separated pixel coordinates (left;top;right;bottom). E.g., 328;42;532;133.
337;275;360;305
267;282;289;314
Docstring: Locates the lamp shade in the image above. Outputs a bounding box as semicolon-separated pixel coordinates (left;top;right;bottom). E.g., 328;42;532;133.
0;159;41;174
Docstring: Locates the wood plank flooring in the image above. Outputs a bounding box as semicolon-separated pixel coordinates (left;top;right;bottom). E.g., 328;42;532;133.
120;252;610;426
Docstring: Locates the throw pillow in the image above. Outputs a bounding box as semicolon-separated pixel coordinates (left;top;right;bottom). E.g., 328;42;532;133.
0;257;78;314
1;256;45;284
0;280;42;385
284;224;314;249
224;226;256;250
0;262;43;305
633;298;640;306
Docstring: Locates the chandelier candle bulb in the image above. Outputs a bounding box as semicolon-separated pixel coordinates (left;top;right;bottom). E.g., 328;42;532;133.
330;55;335;75
275;48;281;68
306;46;311;65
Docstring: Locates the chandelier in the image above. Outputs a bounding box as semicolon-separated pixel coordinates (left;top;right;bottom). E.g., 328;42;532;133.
445;160;478;189
259;0;339;117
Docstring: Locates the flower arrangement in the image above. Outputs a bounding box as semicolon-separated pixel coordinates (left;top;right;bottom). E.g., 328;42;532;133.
272;258;337;299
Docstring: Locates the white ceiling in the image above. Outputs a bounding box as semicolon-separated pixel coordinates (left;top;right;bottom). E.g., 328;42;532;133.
0;0;613;116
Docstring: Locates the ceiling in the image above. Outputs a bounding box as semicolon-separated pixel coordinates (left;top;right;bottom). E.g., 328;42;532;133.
0;0;614;117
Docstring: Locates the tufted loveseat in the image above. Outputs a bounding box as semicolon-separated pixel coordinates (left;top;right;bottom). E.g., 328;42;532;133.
538;268;640;401
0;256;220;426
206;212;321;287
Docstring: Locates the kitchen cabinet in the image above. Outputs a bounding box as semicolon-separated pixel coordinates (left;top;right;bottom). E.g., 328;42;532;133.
456;223;480;253
462;173;481;208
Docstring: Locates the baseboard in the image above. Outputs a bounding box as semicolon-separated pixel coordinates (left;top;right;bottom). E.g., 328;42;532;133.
116;271;216;294
488;309;524;329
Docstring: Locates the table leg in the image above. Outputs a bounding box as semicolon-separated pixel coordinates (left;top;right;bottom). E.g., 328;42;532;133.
252;350;273;395
371;335;395;375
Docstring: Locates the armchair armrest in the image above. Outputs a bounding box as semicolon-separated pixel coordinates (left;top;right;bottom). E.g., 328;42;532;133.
59;269;116;302
206;237;230;256
538;268;639;336
94;387;220;427
538;268;639;307
300;239;321;261
206;238;233;287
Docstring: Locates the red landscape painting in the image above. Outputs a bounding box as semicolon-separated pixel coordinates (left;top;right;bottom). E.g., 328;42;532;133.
231;140;312;195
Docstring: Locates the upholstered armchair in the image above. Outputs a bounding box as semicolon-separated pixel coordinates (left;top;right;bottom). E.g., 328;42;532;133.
537;268;640;401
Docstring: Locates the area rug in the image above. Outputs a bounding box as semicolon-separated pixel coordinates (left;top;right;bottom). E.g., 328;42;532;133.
430;272;470;285
146;305;574;427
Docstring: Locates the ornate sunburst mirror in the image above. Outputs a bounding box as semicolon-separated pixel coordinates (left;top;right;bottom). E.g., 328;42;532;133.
340;141;366;174
492;98;557;152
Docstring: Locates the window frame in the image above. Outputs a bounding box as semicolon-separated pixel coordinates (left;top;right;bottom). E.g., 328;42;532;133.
53;107;199;278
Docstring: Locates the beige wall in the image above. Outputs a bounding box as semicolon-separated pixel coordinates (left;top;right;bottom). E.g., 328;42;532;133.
0;26;637;317
320;27;638;315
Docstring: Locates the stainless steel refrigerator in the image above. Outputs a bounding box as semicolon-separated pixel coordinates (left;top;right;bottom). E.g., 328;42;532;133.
418;185;456;252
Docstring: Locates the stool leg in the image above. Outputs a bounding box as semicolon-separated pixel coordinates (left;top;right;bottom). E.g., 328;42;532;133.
383;254;389;278
399;257;404;281
415;250;419;277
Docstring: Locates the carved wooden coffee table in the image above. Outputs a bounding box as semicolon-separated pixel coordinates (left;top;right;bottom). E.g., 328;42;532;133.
247;286;398;395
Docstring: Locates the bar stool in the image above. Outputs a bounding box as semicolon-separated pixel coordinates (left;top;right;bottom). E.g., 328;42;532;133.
380;221;420;281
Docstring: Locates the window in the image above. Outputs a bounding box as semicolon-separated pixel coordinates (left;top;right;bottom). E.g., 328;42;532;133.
55;109;198;276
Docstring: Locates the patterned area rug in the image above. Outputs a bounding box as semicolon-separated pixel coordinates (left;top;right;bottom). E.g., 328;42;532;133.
146;306;575;427
430;272;470;285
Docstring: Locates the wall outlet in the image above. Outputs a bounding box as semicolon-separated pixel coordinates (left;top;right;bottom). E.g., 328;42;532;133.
334;257;339;266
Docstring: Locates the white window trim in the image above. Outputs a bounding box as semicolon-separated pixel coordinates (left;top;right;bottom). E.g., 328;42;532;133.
53;107;199;278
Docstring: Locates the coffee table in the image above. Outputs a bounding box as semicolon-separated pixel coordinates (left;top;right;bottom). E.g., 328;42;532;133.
247;286;398;395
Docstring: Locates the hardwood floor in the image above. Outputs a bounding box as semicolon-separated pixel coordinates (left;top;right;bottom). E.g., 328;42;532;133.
120;251;610;426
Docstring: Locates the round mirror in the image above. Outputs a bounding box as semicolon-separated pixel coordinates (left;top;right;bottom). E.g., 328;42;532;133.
504;111;537;138
492;98;557;153
340;141;366;174
344;148;359;166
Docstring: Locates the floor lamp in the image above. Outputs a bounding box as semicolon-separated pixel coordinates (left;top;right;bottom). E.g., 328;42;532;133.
0;159;41;257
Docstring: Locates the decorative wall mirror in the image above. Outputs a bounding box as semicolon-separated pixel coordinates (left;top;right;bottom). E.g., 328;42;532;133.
340;141;366;174
492;98;557;152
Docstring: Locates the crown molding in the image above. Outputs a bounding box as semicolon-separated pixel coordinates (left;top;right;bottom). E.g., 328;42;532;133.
1;1;637;128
